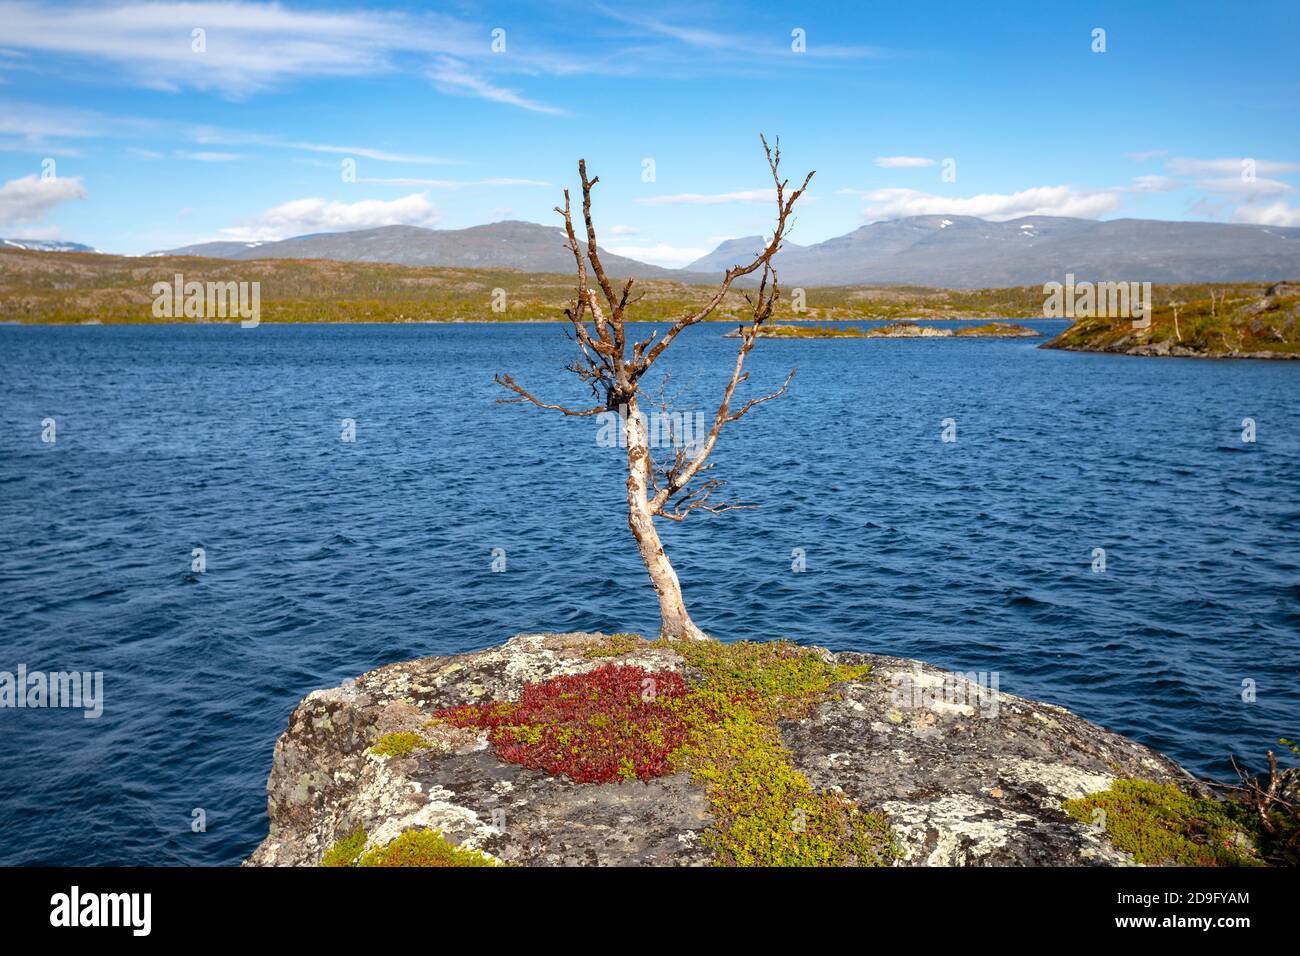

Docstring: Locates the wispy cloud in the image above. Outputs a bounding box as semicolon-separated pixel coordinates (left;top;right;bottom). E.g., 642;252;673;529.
636;189;777;206
1166;157;1300;176
1124;175;1179;193
1195;176;1294;196
0;100;121;153
428;57;565;115
596;6;893;61
1125;149;1167;161
0;0;481;97
177;151;245;162
873;156;935;168
190;127;464;165
359;177;551;188
0;101;465;165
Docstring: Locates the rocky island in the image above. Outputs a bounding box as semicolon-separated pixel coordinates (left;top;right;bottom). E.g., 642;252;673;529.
726;321;1040;340
246;631;1295;868
1043;281;1300;359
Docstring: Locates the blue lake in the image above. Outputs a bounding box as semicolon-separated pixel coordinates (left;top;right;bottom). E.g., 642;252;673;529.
0;320;1297;865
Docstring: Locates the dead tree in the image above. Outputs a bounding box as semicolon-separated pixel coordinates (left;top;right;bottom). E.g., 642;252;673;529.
495;136;813;640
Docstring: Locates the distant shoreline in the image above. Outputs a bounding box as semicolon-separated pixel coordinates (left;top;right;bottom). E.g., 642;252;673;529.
1;315;1067;328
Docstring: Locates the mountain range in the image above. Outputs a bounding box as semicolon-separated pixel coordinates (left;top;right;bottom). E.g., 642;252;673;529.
153;221;696;280
682;216;1300;286
129;215;1300;288
2;238;102;253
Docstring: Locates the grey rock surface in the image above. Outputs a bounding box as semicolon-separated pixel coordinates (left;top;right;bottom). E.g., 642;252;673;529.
246;632;1200;867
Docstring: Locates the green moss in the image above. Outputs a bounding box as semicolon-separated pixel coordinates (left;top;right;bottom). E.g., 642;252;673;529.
357;828;499;867
320;827;368;867
584;632;645;658
1064;779;1262;866
369;731;429;758
322;827;498;867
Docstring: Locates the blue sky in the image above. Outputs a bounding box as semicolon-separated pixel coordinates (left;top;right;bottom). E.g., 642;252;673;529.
2;0;1298;263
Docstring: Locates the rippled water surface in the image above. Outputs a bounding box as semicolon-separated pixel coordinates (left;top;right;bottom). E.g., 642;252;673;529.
1;320;1297;865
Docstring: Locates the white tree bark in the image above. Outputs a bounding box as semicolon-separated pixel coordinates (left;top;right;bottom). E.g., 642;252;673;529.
624;395;707;640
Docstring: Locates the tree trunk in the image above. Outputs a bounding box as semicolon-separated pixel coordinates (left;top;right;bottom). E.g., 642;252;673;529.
624;396;708;640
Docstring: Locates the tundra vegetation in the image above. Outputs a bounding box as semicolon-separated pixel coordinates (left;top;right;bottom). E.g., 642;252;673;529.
1044;282;1300;357
432;635;897;865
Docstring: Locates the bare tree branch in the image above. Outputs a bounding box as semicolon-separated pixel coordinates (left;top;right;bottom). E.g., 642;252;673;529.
493;373;606;417
491;135;812;639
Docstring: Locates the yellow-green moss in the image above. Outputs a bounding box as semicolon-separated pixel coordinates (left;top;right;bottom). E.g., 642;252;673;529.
1064;779;1262;866
369;731;429;758
357;829;499;867
654;638;897;867
322;827;498;867
584;632;644;658
320;827;367;867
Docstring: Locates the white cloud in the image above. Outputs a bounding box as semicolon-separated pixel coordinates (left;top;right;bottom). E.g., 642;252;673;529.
0;100;113;153
636;189;776;206
0;1;483;97
1126;175;1179;193
189;128;463;165
0;173;87;226
607;225;639;236
1125;149;1167;161
873;156;935;168
3;223;68;240
0;2;899;109
596;7;891;61
177;151;244;162
0;102;467;164
607;243;709;268
1195;176;1294;196
1231;202;1300;227
429;57;565;115
1166;157;1300;176
219;192;441;242
358;177;550;188
853;185;1123;221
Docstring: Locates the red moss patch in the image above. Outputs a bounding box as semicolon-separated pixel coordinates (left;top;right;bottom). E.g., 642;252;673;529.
434;664;692;784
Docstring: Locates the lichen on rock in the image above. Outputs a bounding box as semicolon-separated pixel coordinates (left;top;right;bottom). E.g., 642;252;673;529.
245;631;1241;868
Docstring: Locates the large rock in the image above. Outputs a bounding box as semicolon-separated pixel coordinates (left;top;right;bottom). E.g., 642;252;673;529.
246;632;1199;867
